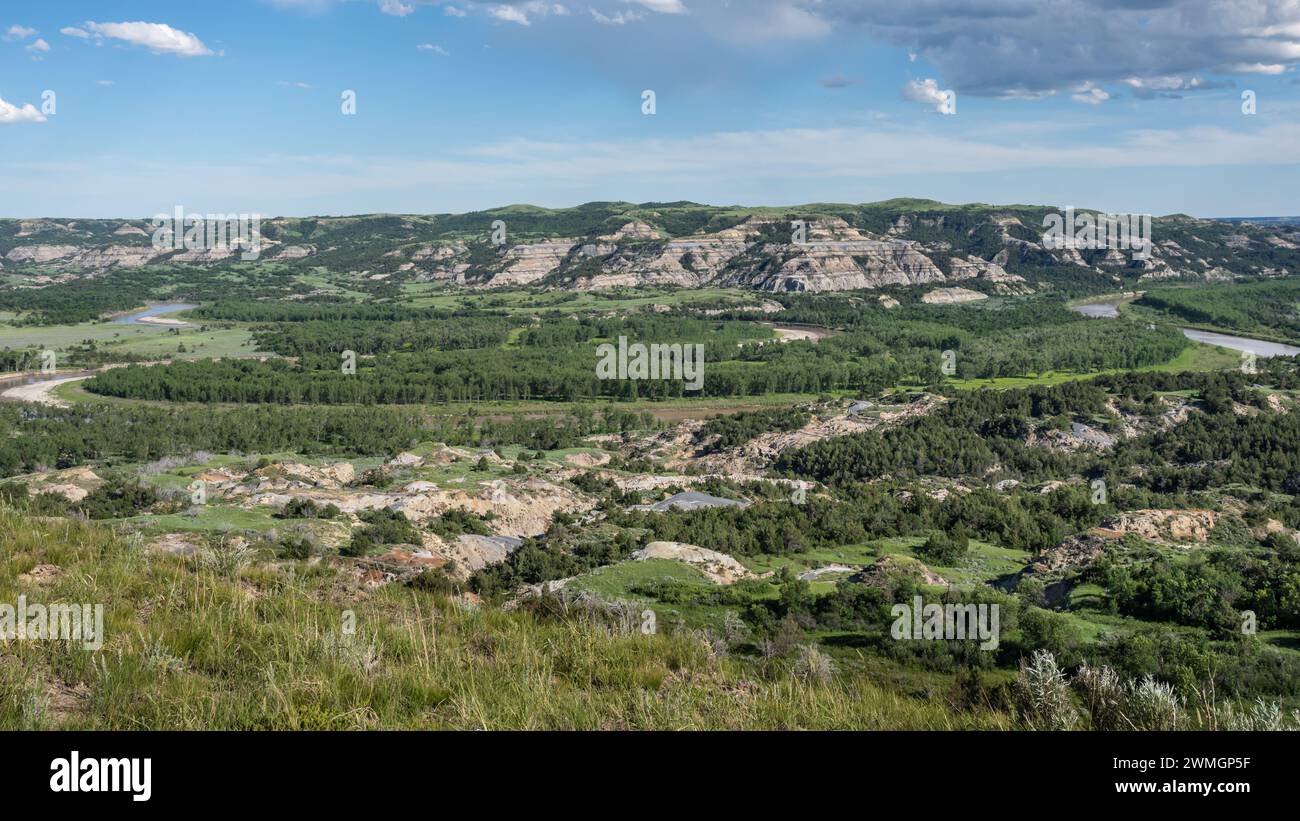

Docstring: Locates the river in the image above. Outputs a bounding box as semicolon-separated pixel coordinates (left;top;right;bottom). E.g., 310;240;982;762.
113;303;198;325
1069;298;1300;357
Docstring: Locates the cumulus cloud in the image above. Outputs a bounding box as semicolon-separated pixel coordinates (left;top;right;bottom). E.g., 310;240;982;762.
380;0;415;15
5;24;36;39
489;4;531;24
83;21;216;57
26;37;49;53
249;0;1300;98
60;26;90;39
801;0;1300;98
486;2;568;25
1071;82;1109;105
0;95;46;124
902;78;954;113
417;42;449;54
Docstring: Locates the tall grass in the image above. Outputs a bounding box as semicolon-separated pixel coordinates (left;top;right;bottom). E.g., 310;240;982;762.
0;511;1003;730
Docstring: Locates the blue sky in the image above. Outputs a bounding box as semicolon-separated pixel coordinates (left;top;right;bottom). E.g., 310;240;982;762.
3;0;1300;217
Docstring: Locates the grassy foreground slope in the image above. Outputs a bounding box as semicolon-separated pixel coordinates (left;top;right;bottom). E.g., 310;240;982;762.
0;511;1002;730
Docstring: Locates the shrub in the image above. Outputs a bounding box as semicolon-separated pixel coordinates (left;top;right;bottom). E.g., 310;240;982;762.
916;527;969;566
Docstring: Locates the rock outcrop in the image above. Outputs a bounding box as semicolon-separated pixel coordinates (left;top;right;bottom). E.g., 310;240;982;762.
1097;509;1219;544
921;286;988;304
1030;533;1111;573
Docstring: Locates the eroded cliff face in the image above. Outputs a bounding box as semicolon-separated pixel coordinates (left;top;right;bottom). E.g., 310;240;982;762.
730;240;947;292
5;243;160;269
493;241;578;287
450;207;1264;293
473;217;967;293
3;205;1293;294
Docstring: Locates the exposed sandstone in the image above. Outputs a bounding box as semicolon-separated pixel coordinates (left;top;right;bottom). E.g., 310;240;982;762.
921;286;988;304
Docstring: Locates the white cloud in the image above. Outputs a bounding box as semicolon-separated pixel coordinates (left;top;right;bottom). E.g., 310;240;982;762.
0;95;46;124
1124;76;1200;92
60;26;90;39
245;0;1300;96
417;43;449;54
95;80;114;86
278;80;313;88
811;0;1300;98
485;2;571;25
83;21;216;57
489;5;531;25
1122;74;1232;99
1071;83;1109;105
902;78;953;113
592;9;643;25
624;0;685;13
5;24;36;39
379;0;415;16
26;37;49;53
1222;62;1286;74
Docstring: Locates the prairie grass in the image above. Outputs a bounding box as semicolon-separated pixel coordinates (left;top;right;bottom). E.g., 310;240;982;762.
0;511;1005;730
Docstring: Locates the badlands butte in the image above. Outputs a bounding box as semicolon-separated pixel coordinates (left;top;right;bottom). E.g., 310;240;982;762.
4;198;1300;730
3;199;1296;293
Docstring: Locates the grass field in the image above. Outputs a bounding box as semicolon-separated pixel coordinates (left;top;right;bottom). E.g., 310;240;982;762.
123;505;280;535
0;510;1005;729
0;317;261;362
946;340;1243;390
741;536;1031;588
0;320;194;350
564;558;729;629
